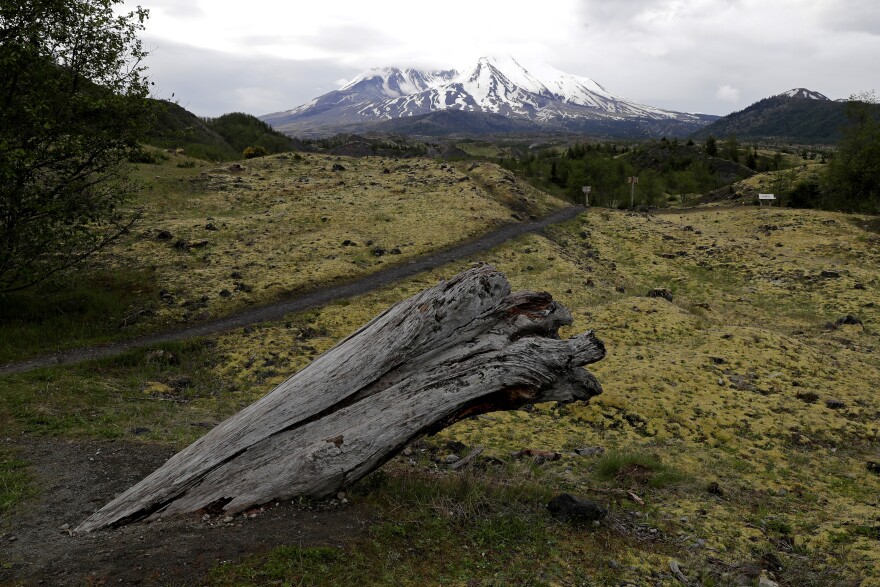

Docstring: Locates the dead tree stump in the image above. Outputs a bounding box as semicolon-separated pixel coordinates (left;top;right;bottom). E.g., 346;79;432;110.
77;265;605;532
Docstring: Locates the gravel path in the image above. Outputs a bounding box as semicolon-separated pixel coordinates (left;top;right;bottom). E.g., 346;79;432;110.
0;206;583;375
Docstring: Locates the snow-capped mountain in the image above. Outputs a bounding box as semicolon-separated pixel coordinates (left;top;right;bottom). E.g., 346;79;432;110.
261;56;717;137
778;88;830;100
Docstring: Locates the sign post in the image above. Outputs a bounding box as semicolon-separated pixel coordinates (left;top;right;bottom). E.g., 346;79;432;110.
581;185;591;207
627;176;639;208
758;193;775;207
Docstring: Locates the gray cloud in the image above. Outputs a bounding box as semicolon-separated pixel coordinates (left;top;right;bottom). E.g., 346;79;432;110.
140;37;358;116
820;0;880;35
135;1;880;118
241;24;397;54
145;0;205;19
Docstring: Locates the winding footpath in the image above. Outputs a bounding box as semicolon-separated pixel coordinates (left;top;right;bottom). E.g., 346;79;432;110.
0;206;584;376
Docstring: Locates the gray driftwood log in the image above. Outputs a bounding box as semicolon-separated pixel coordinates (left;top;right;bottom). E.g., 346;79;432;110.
76;265;605;532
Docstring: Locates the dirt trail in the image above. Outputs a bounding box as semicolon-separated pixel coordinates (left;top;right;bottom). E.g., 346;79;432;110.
0;206;583;376
0;437;371;586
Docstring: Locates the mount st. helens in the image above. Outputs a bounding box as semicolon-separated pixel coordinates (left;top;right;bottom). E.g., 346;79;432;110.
261;56;718;138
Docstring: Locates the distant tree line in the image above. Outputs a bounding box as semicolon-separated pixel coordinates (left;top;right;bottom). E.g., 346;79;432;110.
500;139;750;208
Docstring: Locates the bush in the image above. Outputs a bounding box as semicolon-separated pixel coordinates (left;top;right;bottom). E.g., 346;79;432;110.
243;145;269;159
787;181;821;208
0;0;154;292
128;149;169;165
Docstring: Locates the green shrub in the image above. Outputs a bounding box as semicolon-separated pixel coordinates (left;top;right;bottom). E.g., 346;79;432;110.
593;451;686;488
243;145;268;159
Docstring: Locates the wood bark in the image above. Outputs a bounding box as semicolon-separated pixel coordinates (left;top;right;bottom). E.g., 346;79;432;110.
76;265;605;532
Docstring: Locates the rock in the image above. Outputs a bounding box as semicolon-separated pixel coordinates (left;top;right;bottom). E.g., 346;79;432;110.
390;248;401;255
219;289;232;298
59;523;70;533
156;230;173;241
825;398;846;410
341;240;354;247
230;271;242;279
129;427;151;436
820;270;841;278
382;168;391;174
758;573;779;587
173;239;189;250
222;515;234;523
866;461;880;475
443;454;460;464
835;315;863;326
332;163;346;171
205;222;218;231
547;493;607;524
854;283;866;290
188;239;209;249
234;282;253;293
159;289;174;302
647;288;673;302
615;285;626;293
372;247;386;257
574;446;605;457
707;481;723;496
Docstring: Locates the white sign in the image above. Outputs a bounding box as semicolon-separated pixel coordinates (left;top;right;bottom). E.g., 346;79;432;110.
758;194;775;200
582;186;591;193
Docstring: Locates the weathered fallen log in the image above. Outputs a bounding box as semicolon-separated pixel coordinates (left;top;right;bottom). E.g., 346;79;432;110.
76;265;605;532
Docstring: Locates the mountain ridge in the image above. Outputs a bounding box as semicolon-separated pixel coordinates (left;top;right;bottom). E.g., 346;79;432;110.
694;88;878;143
262;56;717;138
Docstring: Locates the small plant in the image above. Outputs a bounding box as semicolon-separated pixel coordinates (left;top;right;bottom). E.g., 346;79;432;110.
128;149;169;165
243;145;268;159
593;451;686;488
0;451;32;514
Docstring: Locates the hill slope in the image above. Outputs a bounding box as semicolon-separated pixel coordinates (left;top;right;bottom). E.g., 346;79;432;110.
145;101;297;160
694;88;880;143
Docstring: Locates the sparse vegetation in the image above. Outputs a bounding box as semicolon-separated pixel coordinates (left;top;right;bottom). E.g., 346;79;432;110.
1;139;878;585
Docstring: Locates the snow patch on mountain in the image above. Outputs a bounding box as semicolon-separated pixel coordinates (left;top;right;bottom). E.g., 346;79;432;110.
261;56;716;136
778;88;830;100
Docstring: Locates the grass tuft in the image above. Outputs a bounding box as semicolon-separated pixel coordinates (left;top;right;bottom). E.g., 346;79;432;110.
593;451;687;488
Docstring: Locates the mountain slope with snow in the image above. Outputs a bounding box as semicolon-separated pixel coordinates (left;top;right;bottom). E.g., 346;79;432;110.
694;88;871;143
261;57;717;138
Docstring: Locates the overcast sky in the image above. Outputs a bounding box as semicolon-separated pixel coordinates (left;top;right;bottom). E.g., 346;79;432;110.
125;0;880;118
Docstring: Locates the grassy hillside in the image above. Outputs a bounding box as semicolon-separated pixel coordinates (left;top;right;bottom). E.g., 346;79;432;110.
0;153;562;363
144;100;298;161
1;164;878;584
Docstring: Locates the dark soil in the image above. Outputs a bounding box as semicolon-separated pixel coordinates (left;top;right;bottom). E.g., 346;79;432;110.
0;437;371;586
0;206;583;376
